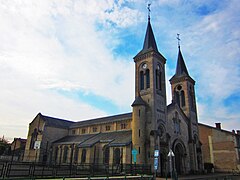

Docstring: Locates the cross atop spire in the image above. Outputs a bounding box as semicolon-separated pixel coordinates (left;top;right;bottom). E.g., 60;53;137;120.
147;3;151;22
177;33;181;49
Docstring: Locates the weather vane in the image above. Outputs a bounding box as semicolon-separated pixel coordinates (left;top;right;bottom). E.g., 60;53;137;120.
147;3;151;21
177;33;181;48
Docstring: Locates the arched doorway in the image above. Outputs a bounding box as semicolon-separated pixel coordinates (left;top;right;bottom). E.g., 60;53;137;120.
174;143;185;175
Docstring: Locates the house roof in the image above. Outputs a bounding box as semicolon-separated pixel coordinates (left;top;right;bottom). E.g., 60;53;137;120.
70;113;132;129
198;123;239;136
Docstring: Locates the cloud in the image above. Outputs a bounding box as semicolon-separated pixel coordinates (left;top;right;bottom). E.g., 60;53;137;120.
0;0;138;140
0;0;239;140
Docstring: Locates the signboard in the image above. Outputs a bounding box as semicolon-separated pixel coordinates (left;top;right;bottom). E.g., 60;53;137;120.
154;158;158;170
34;141;41;150
132;148;138;163
154;150;159;157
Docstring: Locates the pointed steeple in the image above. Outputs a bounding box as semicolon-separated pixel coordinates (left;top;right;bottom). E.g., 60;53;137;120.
134;18;161;58
170;46;194;83
175;47;189;77
142;20;158;52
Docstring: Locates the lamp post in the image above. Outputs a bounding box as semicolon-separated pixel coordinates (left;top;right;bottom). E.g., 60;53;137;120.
168;149;175;180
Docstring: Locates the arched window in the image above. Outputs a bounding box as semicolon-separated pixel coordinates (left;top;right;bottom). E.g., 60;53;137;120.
81;149;86;163
30;128;38;149
74;147;79;163
175;85;185;108
156;69;162;90
54;146;59;163
173;112;180;134
63;146;68;163
146;69;150;88
140;71;144;90
103;146;110;164
113;148;121;165
175;91;180;106
159;71;162;90
181;90;185;107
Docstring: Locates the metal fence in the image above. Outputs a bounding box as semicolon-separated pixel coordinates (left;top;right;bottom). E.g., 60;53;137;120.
0;162;152;179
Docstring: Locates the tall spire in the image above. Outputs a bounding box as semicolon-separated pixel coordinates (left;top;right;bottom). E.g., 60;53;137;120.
170;34;191;82
134;4;159;57
175;34;189;77
142;19;158;52
175;47;189;76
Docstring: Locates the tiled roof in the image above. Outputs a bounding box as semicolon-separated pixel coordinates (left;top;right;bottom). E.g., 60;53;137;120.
53;134;96;145
131;96;146;107
78;130;132;148
170;48;194;82
53;130;132;147
134;19;165;59
41;114;74;129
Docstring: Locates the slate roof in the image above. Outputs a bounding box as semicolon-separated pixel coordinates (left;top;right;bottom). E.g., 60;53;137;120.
78;130;132;148
53;130;132;147
134;19;165;59
41;114;74;129
131;96;146;107
175;48;189;77
170;48;194;82
70;113;132;129
53;134;96;145
142;20;158;52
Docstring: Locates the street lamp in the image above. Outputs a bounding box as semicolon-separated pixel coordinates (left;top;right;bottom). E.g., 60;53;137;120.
168;149;175;180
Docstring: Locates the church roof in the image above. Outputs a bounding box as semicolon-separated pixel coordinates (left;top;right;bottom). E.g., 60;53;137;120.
142;20;158;52
35;113;74;129
53;134;95;145
170;47;193;82
175;48;189;77
78;130;132;148
134;19;165;59
53;130;132;147
131;96;146;107
70;113;132;129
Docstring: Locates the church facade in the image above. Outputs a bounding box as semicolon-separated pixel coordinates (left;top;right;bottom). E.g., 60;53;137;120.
23;17;203;175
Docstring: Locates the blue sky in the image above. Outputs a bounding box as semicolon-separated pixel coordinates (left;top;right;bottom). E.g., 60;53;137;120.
0;0;239;141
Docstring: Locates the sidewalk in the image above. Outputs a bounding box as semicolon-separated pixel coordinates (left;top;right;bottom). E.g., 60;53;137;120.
157;173;238;180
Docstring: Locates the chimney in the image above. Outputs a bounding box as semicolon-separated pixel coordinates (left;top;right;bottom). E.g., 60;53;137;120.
237;130;240;135
215;123;221;130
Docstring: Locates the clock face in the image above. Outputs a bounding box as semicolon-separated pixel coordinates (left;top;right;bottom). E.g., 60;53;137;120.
142;63;147;69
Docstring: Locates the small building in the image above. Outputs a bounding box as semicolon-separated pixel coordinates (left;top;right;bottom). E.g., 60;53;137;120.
11;138;27;161
199;123;240;172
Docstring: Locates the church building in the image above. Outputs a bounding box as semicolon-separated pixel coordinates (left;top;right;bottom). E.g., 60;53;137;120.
23;15;203;175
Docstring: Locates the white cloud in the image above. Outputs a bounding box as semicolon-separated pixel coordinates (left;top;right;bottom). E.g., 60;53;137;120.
0;0;239;140
0;0;138;140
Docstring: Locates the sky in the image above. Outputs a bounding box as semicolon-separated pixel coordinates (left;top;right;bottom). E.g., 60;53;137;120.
0;0;239;141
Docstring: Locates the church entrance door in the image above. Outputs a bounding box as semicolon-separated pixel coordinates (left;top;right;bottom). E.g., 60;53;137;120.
175;143;184;175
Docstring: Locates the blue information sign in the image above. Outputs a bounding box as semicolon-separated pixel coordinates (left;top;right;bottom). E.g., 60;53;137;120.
132;148;138;163
154;158;158;170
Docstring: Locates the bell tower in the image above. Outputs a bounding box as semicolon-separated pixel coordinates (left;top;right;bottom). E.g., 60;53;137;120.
169;40;200;171
131;12;167;165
